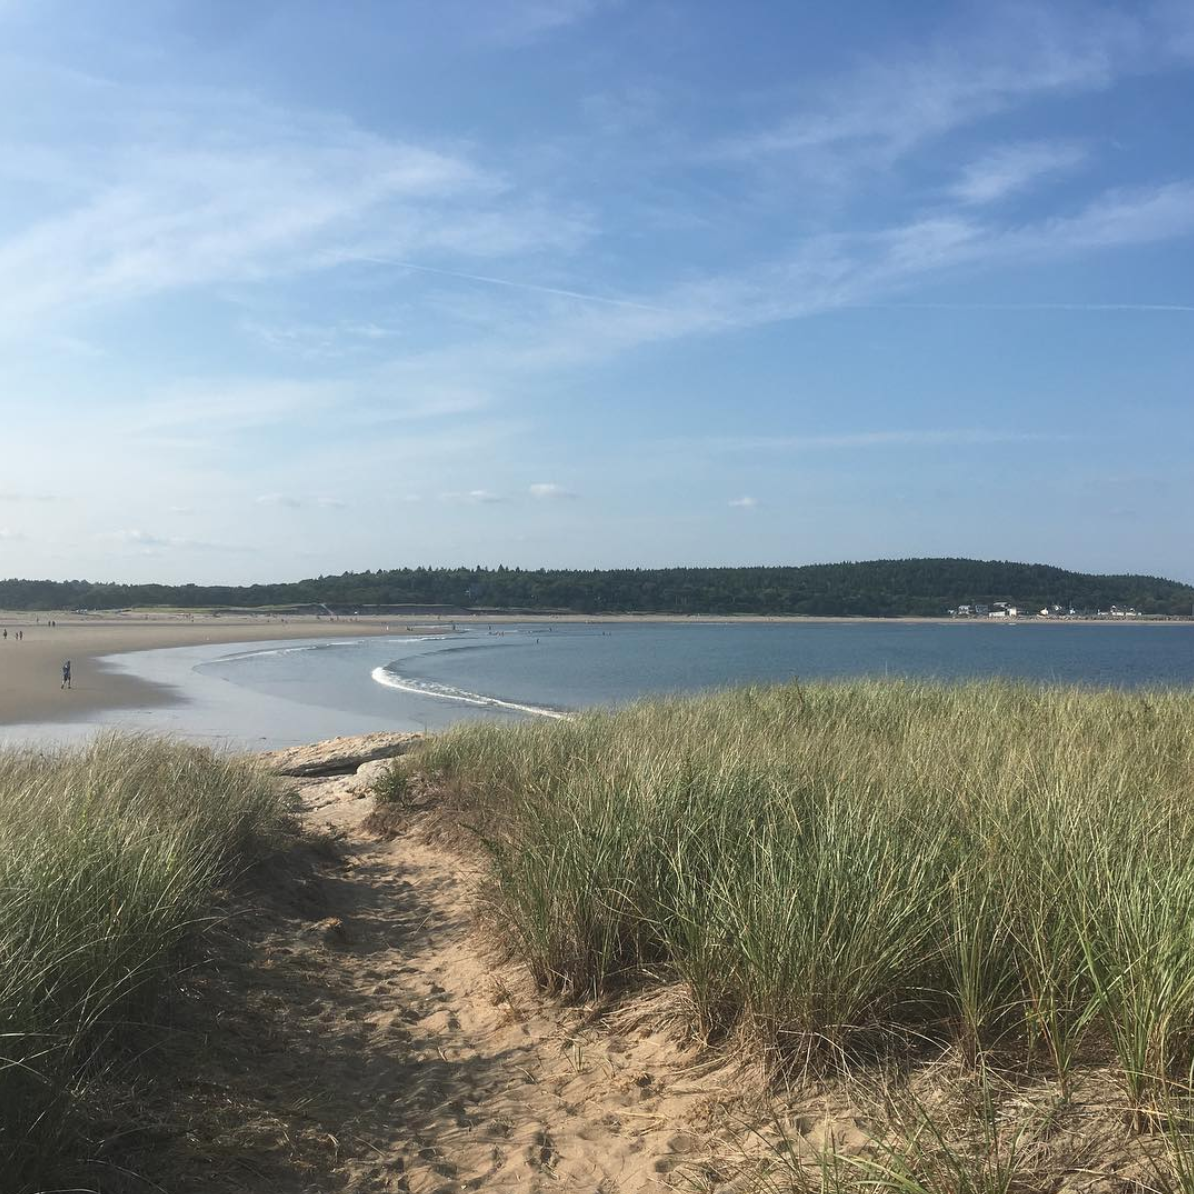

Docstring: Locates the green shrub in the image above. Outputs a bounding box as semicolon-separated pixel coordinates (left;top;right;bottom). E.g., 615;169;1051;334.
371;761;411;805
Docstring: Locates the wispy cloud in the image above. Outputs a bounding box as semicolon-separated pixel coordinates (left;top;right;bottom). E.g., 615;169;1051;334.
529;482;577;500
98;528;169;547
95;528;251;554
713;5;1191;170
951;141;1089;205
405;181;1194;389
254;493;347;510
356;256;663;312
0;85;589;333
441;489;506;504
242;317;403;360
728;496;758;508
476;0;619;45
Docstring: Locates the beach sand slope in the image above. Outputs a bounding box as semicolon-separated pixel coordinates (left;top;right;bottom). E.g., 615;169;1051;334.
0;613;407;726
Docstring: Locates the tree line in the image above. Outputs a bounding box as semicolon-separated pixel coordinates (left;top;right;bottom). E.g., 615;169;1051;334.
1;558;1191;617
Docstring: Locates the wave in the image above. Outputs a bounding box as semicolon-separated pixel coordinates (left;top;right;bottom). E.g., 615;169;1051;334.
370;666;571;720
225;635;451;663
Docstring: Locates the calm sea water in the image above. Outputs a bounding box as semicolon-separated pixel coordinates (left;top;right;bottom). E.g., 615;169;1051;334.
369;621;1194;711
200;621;1194;740
6;622;1193;750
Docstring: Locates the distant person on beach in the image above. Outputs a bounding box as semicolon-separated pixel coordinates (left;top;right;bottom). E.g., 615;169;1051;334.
61;661;71;689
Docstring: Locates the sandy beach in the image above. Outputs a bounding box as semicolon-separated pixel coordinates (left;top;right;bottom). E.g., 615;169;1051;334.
0;612;416;727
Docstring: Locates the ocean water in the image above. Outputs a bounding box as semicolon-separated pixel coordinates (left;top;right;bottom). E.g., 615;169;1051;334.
6;621;1194;750
364;621;1194;714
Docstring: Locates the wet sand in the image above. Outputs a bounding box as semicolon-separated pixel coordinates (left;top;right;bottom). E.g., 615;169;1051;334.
0;612;412;727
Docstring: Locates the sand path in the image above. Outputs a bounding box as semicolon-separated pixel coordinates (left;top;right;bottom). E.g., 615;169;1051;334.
139;763;731;1192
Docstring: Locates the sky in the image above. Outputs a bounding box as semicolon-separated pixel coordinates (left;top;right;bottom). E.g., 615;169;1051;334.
2;0;1193;585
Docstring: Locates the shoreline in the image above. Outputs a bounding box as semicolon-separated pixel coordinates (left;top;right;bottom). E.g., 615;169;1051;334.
443;611;1194;626
0;612;424;728
0;609;1189;736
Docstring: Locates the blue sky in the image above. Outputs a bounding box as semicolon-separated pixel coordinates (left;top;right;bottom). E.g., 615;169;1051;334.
2;0;1193;584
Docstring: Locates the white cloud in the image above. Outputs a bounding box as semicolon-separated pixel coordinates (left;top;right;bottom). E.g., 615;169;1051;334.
402;180;1194;396
255;493;303;509
0;527;26;539
0;85;591;334
951;141;1089;205
438;489;506;504
529;482;577;500
1034;181;1194;250
713;5;1190;170
728;496;758;508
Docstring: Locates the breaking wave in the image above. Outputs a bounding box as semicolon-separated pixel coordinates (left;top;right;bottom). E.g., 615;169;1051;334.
370;665;570;720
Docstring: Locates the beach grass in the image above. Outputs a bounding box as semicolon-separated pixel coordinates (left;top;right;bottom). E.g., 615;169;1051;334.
0;733;284;1188
410;680;1194;1118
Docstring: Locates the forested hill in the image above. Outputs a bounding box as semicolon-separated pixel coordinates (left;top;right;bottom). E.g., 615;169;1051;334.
1;559;1192;617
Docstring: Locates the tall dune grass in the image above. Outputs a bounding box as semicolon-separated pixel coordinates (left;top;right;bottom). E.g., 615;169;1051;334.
414;680;1194;1103
0;733;284;1188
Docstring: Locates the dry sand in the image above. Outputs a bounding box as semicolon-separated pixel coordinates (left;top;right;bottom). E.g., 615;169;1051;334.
117;749;754;1192
0;611;421;727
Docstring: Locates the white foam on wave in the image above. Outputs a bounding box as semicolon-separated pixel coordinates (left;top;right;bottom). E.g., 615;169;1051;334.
370;666;571;720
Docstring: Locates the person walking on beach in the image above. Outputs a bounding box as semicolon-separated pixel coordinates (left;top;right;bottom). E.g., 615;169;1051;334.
61;660;71;689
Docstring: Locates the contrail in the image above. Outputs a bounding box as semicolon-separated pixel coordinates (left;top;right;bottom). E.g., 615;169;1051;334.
858;302;1194;313
350;261;1194;318
356;255;670;313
